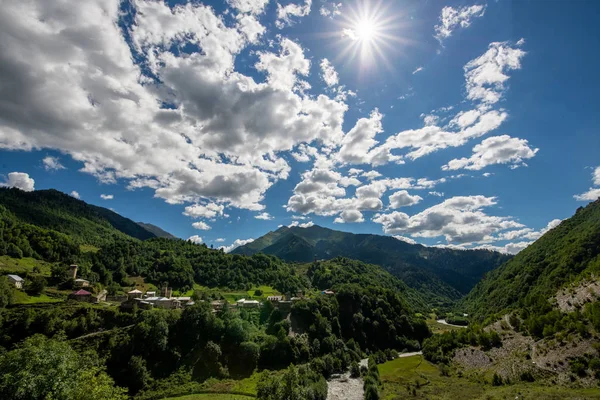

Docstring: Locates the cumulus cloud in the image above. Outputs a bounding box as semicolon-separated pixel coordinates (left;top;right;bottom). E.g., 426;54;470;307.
442;135;539;171
334;210;364;224
389;190;423;208
429;191;444;197
187;235;204;244
0;0;349;213
100;194;114;200
42;156;65;171
227;0;270;14
276;0;312;28
255;212;274;220
288;220;315;228
434;4;486;44
320;59;339;87
594;166;600;186
1;172;35;192
373;195;523;244
215;238;225;242
70;191;80;199
192;221;212;230
221;238;254;252
320;2;341;18
183;203;227;219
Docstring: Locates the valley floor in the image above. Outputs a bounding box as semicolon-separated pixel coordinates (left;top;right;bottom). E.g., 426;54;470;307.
378;355;600;400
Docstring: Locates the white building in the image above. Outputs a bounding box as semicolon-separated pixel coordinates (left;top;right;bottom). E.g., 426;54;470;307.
7;274;23;289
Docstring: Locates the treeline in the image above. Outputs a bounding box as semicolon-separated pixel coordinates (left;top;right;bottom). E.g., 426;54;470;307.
81;238;308;293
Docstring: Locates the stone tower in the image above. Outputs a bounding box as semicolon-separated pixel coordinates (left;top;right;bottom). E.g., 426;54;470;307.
69;264;78;279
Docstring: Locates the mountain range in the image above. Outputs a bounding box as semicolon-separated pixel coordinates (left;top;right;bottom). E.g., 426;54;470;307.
232;224;511;303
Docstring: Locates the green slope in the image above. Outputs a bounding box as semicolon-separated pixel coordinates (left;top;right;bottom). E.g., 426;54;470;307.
0;188;156;246
137;222;177;239
461;199;600;320
232;225;510;301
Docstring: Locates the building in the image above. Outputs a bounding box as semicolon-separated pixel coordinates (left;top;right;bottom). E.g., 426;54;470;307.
236;298;260;308
7;274;24;289
69;264;78;279
267;295;283;302
321;290;335;296
70;289;92;302
74;278;90;288
144;291;156;298
174;296;192;306
127;289;143;299
92;289;107;303
211;300;226;311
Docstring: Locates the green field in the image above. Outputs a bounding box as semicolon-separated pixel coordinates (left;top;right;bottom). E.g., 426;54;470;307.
12;290;63;304
0;255;52;276
378;355;600;400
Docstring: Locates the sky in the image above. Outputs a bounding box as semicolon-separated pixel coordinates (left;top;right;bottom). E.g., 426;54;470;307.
0;0;599;253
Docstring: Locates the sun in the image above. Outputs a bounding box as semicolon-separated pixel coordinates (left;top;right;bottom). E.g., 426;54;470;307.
331;1;411;72
356;18;377;42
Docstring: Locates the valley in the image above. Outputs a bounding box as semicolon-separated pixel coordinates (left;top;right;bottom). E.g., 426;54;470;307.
0;188;599;399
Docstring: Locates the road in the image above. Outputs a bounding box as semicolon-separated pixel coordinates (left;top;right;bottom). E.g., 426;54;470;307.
436;319;468;328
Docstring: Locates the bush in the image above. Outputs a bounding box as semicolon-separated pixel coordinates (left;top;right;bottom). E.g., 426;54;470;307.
492;373;503;386
350;361;360;378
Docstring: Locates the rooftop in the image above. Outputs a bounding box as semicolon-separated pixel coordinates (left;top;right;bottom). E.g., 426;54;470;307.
72;289;91;296
7;274;23;281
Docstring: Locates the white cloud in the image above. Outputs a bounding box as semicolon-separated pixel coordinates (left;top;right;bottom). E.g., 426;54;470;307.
288;220;315;228
442;135;538;171
183;203;226;219
100;194;114;200
319;2;341;18
393;235;417;245
334;210;364;224
389;190;423;208
227;0;270;14
192;221;212;230
574;188;600;202
215;238;226;242
362;170;382;180
221;238;254;252
412;67;423;74
276;0;312;28
187;235;204;244
1;172;35;192
70;191;80;199
373;195;523;244
255;212;274;220
464;41;526;105
434;4;486;44
0;0;349;213
320;59;339;87
574;166;600;201
42;156;65;171
429;191;444;197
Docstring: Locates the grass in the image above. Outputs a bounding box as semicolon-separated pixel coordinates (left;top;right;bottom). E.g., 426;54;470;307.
0;256;52;276
79;244;100;253
246;285;280;299
426;318;464;334
159;370;264;400
127;276;158;293
12;290;63;304
378;355;600;399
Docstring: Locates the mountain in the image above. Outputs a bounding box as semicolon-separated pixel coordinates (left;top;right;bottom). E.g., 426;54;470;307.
462;199;600;320
0;188;156;245
137;222;176;239
232;225;511;302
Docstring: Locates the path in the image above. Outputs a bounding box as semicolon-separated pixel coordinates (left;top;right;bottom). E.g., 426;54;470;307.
436;319;467;328
326;358;368;400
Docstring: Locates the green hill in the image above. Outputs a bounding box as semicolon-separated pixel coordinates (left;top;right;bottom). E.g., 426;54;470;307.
232;225;510;302
137;222;177;239
0;188;157;246
461;198;600;321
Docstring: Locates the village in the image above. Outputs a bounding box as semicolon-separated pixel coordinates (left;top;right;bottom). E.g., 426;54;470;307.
4;263;336;313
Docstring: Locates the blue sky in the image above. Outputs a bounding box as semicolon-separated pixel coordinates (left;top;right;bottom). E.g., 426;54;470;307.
0;0;599;253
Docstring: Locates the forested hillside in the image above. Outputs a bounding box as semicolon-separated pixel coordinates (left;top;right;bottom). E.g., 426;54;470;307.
0;188;157;246
233;225;511;301
462;198;600;321
137;222;177;239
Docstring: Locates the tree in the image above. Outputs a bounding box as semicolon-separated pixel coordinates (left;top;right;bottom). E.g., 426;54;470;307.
27;275;46;295
0;276;14;308
236;341;260;376
127;355;151;394
0;335;127;400
7;243;22;259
